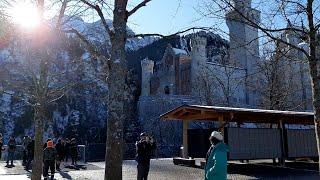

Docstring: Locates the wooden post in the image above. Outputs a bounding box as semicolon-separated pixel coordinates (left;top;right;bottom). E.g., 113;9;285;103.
218;115;225;136
279;119;287;166
183;120;189;158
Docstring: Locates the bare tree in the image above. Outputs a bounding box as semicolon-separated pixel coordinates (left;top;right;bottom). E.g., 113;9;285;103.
203;0;320;169
195;54;245;107
0;0;73;178
256;41;310;111
65;0;153;179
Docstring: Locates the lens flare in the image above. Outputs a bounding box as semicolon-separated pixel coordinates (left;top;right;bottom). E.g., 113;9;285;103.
9;1;40;29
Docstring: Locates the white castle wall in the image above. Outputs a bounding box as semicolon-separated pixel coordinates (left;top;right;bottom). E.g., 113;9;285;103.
226;0;261;107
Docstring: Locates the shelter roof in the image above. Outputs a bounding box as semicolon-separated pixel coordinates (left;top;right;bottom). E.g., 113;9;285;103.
160;105;314;125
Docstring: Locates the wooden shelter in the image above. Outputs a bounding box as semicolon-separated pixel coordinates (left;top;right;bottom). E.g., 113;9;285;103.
160;105;315;162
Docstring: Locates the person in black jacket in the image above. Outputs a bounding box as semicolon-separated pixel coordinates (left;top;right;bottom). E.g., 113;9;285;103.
25;139;35;171
70;138;78;165
55;139;65;171
0;133;3;160
135;132;156;180
6;136;16;167
64;138;70;162
43;140;56;180
22;136;30;166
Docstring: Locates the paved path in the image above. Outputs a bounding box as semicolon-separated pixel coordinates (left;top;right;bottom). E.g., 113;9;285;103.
0;159;319;179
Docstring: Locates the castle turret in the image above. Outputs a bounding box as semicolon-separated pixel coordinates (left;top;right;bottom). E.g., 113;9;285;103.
232;0;251;10
190;35;207;95
141;58;154;96
226;0;260;71
191;35;207;69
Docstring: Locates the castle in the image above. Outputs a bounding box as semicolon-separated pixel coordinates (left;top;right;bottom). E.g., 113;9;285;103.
139;0;261;108
137;0;313;155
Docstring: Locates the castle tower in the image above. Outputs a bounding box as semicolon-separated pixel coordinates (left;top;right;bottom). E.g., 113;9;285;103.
232;0;251;10
226;0;261;106
141;58;154;96
190;35;207;95
226;0;260;72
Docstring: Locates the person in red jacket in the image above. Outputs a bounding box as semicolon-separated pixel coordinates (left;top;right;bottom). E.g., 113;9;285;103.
43;140;57;180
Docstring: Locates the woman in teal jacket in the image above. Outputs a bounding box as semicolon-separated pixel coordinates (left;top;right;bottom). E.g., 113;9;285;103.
205;131;229;180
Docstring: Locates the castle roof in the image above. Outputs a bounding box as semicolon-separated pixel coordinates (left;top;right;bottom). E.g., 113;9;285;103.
172;48;188;55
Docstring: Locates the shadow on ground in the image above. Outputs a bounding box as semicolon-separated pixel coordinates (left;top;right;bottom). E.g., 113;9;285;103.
227;162;320;179
0;161;102;175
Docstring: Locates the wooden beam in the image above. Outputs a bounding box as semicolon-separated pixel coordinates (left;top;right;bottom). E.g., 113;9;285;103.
161;106;314;125
174;109;187;118
185;108;202;114
182;120;189;158
279;119;287;166
218;115;225;134
181;114;219;121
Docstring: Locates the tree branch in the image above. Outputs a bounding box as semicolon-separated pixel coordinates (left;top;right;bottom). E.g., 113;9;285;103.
127;0;152;17
220;0;310;57
64;28;110;76
80;0;114;37
56;0;68;29
65;28;101;58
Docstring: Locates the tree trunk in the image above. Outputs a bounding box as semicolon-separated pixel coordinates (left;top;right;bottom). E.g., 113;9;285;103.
104;1;128;179
308;58;320;171
306;0;320;171
31;108;45;180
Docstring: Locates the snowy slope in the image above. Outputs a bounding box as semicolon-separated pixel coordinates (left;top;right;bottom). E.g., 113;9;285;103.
60;16;157;51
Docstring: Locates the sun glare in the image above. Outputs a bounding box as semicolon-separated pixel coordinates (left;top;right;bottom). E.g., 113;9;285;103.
9;1;40;29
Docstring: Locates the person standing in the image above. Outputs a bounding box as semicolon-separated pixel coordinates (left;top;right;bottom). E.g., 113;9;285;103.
0;133;3;160
25;138;35;171
205;131;229;180
135;132;156;180
43;140;57;180
22;136;31;166
64;138;70;162
43;138;52;149
6;136;16;167
70;138;78;165
55;139;65;171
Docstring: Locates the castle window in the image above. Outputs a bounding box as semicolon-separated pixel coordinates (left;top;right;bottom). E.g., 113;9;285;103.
164;85;170;94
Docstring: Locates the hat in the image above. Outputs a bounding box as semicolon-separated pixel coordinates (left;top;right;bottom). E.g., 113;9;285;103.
210;131;223;141
47;140;54;148
140;132;147;137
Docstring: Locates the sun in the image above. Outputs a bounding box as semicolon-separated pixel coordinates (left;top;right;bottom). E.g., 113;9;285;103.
9;1;40;29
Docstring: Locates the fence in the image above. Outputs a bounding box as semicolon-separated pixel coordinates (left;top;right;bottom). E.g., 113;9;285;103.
287;129;318;158
187;127;318;160
228;128;282;160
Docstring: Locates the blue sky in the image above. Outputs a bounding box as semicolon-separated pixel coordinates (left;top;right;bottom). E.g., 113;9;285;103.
127;0;228;37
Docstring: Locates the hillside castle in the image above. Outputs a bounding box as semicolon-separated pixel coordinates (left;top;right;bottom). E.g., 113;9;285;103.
137;0;313;154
